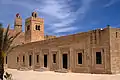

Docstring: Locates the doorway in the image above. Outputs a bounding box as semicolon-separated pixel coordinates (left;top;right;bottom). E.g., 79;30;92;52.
44;55;47;67
63;54;68;69
29;55;32;66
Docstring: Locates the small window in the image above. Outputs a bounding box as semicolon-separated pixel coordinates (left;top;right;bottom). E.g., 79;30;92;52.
53;54;56;63
27;25;30;31
17;57;19;63
35;14;37;18
38;26;40;30
35;25;40;30
78;53;82;64
23;55;25;63
96;52;102;64
32;13;34;17
35;25;37;30
37;55;39;63
116;32;118;38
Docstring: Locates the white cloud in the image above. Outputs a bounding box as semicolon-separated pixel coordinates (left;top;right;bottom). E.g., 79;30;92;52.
39;0;70;19
1;0;42;10
38;0;94;33
104;0;120;8
1;0;95;35
51;18;76;28
53;27;78;33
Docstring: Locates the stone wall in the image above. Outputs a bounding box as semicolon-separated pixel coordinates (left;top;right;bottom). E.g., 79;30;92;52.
90;27;111;74
7;27;112;73
25;16;44;43
110;28;120;73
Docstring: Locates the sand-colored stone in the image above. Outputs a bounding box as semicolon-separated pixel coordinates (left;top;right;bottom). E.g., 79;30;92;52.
4;12;120;74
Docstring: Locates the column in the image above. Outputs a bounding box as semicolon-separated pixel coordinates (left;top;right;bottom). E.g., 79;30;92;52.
32;50;35;70
69;47;74;72
58;48;62;69
48;49;51;70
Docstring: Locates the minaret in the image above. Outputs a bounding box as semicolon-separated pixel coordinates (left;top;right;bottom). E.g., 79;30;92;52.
14;13;22;32
25;11;44;43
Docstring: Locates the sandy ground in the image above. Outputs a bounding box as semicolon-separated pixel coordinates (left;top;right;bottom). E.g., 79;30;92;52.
4;69;120;80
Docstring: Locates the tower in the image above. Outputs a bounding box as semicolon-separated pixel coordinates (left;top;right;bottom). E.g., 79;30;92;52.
25;12;44;43
14;13;22;32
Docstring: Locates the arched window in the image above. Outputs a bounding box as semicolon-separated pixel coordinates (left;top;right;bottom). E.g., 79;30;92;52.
32;13;34;17
32;12;37;18
36;25;37;30
27;25;30;31
38;26;40;30
116;32;118;38
17;57;19;63
35;14;37;18
35;25;40;30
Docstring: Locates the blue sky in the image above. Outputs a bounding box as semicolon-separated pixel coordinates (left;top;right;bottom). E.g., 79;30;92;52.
0;0;120;36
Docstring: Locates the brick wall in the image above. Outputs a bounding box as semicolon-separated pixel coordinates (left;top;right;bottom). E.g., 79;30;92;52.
110;28;120;73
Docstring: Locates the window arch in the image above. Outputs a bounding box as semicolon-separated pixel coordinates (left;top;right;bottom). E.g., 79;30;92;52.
116;32;118;38
38;26;40;30
35;14;37;18
35;25;40;31
27;25;30;31
35;25;38;30
32;13;34;17
32;12;37;18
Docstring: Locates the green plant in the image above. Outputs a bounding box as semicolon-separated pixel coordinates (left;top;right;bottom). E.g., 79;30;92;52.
4;72;13;80
0;23;21;80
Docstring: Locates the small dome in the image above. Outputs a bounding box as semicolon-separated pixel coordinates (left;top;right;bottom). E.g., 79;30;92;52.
16;13;21;18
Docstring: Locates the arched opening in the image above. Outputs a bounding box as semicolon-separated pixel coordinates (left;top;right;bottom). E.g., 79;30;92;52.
32;12;34;17
35;25;37;30
35;25;40;30
38;25;40;30
27;25;30;31
35;13;37;18
32;12;37;18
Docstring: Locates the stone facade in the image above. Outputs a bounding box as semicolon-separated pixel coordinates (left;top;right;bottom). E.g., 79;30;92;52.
4;12;120;74
25;12;44;43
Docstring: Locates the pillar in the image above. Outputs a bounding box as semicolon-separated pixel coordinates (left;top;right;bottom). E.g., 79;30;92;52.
69;47;74;72
58;49;62;69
